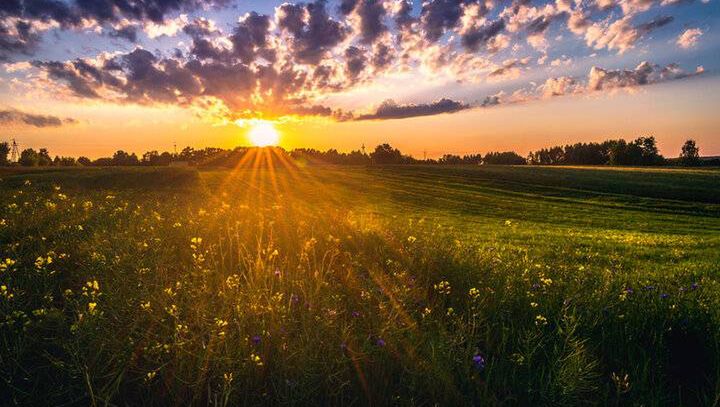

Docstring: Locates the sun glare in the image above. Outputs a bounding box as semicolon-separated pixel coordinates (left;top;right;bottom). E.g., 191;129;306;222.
247;121;280;147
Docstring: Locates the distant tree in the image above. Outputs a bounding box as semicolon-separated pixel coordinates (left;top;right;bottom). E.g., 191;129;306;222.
93;157;113;166
38;148;52;166
112;150;140;166
141;150;173;166
77;156;92;166
483;151;527;165
18;148;39;167
370;144;403;164
680;139;700;166
439;154;462;165
53;156;76;166
0;142;9;166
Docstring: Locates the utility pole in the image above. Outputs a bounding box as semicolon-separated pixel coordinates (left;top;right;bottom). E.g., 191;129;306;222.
361;143;366;155
423;150;427;161
173;141;177;156
10;139;19;163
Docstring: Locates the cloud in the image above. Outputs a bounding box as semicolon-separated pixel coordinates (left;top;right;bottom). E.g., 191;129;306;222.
355;98;470;120
587;60;699;91
461;19;506;52
277;0;348;64
583;14;672;54
0;107;76;127
676;28;702;49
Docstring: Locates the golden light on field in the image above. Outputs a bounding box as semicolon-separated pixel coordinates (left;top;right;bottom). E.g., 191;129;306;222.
247;121;280;147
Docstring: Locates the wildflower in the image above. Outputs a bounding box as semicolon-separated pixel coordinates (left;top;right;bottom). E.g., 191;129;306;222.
433;281;451;295
446;307;455;316
0;258;16;272
468;287;481;299
472;354;486;371
535;315;548;326
140;301;151;311
290;294;300;305
691;282;699;290
251;335;261;345
421;307;432;318
660;293;669;299
540;277;553;286
146;371;157;381
376;338;386;347
407;236;417;244
87;302;97;314
1;285;14;300
530;302;538;308
250;353;263;366
351;311;361;318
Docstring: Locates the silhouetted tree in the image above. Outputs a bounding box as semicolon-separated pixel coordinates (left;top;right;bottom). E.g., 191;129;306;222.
53;156;77;166
112;150;139;166
19;148;39;167
483;151;527;165
680;139;700;166
370;144;404;164
38;148;52;166
0;142;9;166
77;156;92;166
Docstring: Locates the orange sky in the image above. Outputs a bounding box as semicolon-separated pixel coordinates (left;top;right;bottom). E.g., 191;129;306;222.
5;74;719;159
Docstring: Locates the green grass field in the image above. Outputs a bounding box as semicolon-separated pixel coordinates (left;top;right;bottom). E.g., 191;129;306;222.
1;164;719;405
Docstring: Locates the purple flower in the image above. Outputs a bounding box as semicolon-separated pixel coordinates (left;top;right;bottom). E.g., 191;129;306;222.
376;338;386;347
644;285;655;291
660;293;669;299
691;282;699;290
351;311;361;318
472;354;486;371
274;268;281;277
251;335;261;345
624;287;634;294
290;294;299;305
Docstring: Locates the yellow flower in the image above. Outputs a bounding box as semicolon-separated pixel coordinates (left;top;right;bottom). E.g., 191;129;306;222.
468;287;480;299
433;281;451;295
535;315;548;326
88;302;97;313
250;353;263;366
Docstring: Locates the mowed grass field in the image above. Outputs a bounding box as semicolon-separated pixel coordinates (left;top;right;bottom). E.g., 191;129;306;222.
1;163;719;406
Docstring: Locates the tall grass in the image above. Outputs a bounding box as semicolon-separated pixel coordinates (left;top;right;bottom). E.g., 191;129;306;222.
0;167;718;405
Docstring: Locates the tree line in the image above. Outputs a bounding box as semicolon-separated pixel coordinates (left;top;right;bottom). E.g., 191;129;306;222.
0;137;714;168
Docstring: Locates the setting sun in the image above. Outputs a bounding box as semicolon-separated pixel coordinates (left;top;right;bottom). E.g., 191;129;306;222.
247;121;280;147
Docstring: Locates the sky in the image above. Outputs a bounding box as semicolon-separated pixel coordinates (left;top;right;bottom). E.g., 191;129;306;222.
0;0;719;158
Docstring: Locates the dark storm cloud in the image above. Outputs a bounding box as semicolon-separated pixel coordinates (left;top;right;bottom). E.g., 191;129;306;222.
461;19;506;52
0;108;76;127
356;98;470;120
277;0;347;64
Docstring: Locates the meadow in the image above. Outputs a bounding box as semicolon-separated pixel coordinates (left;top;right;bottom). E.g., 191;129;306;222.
1;160;719;405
